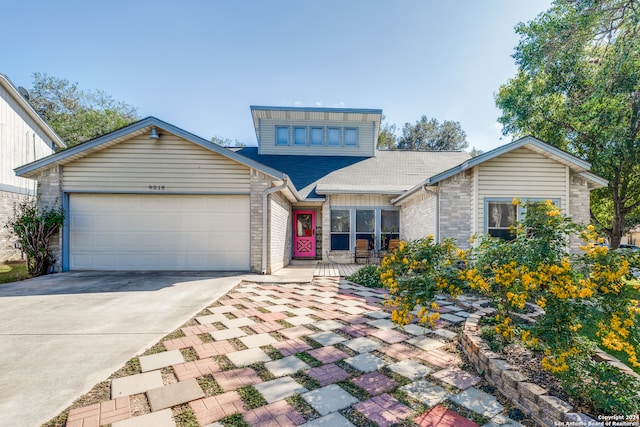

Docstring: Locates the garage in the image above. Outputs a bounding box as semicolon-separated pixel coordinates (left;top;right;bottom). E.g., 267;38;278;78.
69;194;250;270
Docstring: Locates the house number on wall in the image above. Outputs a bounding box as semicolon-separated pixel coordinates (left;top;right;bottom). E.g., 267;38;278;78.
148;185;166;190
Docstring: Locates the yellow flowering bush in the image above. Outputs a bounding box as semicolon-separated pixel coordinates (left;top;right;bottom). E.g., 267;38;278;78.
380;236;466;327
382;199;640;414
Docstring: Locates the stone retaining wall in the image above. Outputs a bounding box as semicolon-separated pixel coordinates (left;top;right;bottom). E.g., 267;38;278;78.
461;304;597;427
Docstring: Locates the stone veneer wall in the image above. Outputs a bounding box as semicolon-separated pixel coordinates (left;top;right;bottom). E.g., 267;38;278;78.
399;190;436;242
35;166;63;272
438;169;473;249
269;191;292;273
461;305;604;427
0;190;30;262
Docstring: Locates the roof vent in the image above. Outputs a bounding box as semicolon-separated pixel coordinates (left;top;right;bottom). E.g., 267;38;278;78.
149;127;160;140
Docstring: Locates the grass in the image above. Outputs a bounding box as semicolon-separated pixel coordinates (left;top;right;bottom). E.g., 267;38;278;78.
0;261;29;284
236;385;267;409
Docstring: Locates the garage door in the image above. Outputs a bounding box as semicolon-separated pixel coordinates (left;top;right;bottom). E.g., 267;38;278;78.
69;194;250;270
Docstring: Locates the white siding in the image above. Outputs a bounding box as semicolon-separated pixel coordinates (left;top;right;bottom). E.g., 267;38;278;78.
258;118;375;157
269;191;293;272
330;194;393;207
0;85;56;193
63;134;250;193
476;147;568;233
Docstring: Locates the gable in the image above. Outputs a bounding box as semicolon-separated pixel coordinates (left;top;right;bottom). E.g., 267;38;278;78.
63;132;251;193
478;146;567;199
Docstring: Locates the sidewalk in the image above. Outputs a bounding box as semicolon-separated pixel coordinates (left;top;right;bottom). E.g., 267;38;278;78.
62;274;524;427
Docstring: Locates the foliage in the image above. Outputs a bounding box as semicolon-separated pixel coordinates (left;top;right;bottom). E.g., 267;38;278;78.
382;200;640;414
377;116;398;150
397;115;468;151
346;264;383;288
28;72;138;147
211;135;246;147
380;236;467;326
6;197;64;276
495;0;640;248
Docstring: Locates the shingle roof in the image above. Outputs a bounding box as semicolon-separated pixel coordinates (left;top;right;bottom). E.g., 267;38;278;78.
236;148;471;199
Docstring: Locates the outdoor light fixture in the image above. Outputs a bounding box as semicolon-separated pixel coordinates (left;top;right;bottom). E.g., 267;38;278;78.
149;127;160;140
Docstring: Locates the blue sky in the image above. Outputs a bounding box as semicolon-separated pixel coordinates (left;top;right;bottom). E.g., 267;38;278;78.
1;1;550;152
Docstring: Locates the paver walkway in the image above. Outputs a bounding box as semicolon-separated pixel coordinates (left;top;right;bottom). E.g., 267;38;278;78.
63;274;524;427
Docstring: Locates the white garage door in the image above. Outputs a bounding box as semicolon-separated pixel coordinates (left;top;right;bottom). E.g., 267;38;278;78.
69;194;250;270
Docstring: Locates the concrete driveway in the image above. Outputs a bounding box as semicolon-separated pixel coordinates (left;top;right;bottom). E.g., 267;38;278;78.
0;271;244;427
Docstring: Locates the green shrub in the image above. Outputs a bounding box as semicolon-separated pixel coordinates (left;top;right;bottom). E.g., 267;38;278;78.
347;264;383;288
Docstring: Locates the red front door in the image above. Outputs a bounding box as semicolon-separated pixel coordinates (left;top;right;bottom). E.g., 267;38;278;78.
293;210;316;258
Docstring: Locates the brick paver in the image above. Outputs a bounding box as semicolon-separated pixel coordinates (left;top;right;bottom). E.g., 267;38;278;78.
414;405;479;427
340;324;378;338
353;394;413;427
305;363;350;386
255;311;288;322
213;367;263;391
193;340;236;359
248;320;284;334
181;323;219;336
376;343;419;361
190;391;245;425
430;366;480;390
162;335;204;351
242;400;306;427
307;346;348;364
67;397;131;427
173;358;221;381
414;348;461;368
371;328;408;344
271;338;313;356
350;371;397;395
280;325;315;339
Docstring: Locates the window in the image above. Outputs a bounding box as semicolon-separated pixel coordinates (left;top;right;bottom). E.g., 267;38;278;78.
276;126;289;145
381;210;400;250
327;128;341;146
330;210;350;250
294;127;307;145
485;198;560;240
487;201;517;240
310;127;324;146
356;209;375;249
344;128;358;146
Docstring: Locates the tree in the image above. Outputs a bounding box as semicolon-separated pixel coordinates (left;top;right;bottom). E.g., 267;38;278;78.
211;135;246;148
27;73;138;147
377;116;398;150
6;197;64;276
468;147;484;157
495;0;640;248
397;115;468;150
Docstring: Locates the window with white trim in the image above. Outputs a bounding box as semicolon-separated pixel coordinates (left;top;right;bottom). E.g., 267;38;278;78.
344;128;358;146
330;209;350;250
327;127;341;146
310;127;324;145
356;209;375;249
276;126;289;145
485;198;560;241
294;127;307;145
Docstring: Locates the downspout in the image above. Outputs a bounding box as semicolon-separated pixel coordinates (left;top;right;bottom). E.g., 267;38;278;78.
262;177;289;274
422;184;439;243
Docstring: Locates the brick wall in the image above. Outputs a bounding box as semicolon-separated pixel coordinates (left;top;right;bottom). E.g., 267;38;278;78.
398;190;436;242
250;171;271;273
0;190;30;262
269;191;292;272
569;172;591;253
438;170;474;248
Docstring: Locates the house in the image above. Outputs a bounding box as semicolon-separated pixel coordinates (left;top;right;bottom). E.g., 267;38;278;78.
14;106;606;273
0;73;65;262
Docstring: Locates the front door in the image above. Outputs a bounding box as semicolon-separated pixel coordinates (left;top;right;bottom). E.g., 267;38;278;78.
293;210;316;258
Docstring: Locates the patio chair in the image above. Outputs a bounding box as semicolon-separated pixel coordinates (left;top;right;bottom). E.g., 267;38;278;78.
387;238;401;253
354;239;370;264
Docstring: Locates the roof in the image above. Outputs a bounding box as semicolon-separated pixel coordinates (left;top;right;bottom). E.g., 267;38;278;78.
0;73;66;149
392;136;608;204
237;148;471;199
14;117;288;184
250;105;382;145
